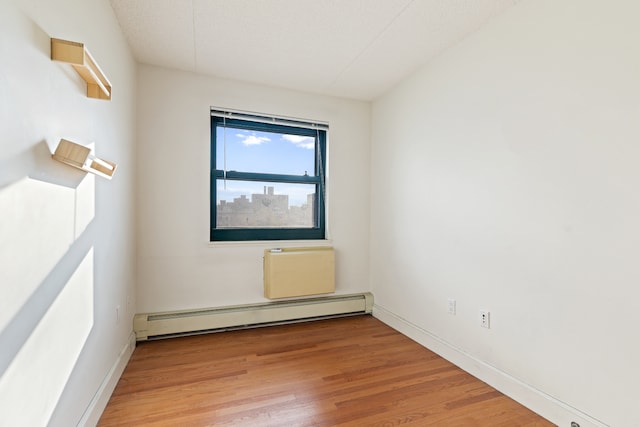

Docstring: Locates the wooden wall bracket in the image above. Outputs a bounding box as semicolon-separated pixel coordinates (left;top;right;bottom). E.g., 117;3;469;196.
52;139;117;179
51;38;112;100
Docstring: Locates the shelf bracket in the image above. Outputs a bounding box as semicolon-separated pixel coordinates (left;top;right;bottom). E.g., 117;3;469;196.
51;38;112;100
52;139;117;179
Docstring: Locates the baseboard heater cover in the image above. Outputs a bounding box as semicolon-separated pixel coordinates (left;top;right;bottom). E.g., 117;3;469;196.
133;292;373;341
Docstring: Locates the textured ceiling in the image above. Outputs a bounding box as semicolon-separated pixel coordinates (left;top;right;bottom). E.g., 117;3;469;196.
109;0;520;101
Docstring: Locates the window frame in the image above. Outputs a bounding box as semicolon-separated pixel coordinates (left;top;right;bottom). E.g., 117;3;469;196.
210;114;327;242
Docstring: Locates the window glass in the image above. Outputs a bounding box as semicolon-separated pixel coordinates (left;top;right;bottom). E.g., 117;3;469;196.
217;181;315;228
210;113;326;241
216;127;315;176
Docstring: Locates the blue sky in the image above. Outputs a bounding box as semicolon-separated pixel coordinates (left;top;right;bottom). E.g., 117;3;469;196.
216;127;316;206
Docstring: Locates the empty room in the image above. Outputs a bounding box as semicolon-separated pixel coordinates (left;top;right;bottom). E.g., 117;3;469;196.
1;0;639;426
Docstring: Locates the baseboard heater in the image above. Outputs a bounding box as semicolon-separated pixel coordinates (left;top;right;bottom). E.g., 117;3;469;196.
133;292;373;341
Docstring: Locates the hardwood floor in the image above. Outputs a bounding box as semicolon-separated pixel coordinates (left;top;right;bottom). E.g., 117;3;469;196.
99;315;553;426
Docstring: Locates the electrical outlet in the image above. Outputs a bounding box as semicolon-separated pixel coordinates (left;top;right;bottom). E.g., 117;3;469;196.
479;310;490;328
447;298;456;315
116;305;121;324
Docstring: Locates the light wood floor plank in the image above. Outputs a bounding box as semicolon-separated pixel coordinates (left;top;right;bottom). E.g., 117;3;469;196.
99;315;553;426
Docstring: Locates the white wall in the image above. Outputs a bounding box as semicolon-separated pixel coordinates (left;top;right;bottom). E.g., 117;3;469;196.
370;0;640;426
0;0;137;425
136;65;370;313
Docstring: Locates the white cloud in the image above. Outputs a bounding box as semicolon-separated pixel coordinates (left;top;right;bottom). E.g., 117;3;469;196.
283;134;315;150
237;133;270;146
282;135;307;143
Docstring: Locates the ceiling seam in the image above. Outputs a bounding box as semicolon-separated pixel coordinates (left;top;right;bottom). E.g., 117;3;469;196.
325;0;416;93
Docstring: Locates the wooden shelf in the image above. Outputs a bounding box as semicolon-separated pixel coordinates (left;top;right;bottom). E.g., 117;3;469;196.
51;38;112;100
52;139;117;179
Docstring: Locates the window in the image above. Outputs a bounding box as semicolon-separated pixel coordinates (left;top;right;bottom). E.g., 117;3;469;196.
210;109;327;241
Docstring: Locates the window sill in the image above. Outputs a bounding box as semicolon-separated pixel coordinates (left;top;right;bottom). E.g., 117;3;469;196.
208;238;333;249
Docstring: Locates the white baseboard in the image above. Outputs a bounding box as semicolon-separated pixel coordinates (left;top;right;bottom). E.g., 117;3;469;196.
372;304;608;427
77;331;136;427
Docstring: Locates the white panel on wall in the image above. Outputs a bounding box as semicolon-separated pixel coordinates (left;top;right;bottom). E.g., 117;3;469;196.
0;0;137;424
370;0;640;426
135;66;371;313
0;249;94;425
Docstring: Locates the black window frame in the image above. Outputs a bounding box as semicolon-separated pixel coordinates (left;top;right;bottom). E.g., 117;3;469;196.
210;114;327;242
